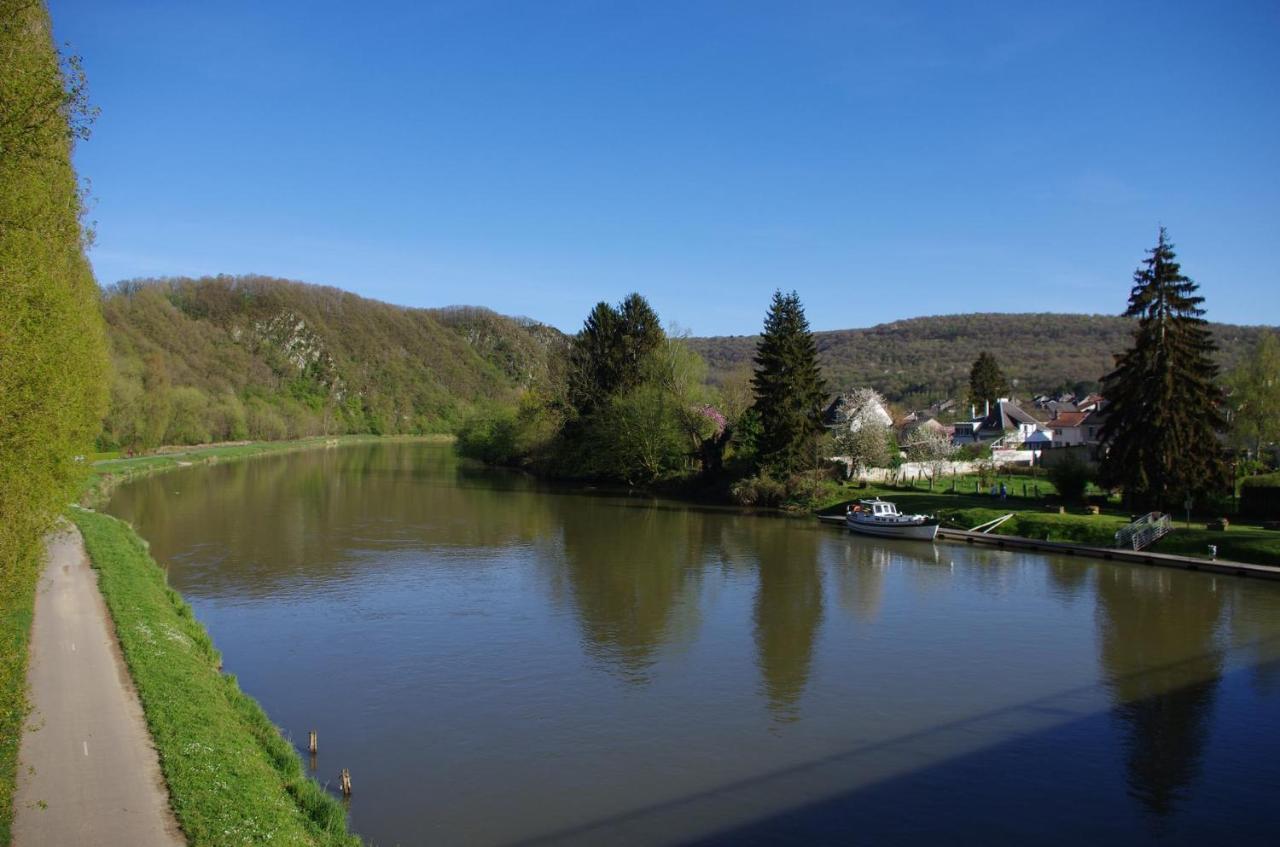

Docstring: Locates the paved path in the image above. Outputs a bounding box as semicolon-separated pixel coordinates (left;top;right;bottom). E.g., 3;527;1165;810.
13;523;185;846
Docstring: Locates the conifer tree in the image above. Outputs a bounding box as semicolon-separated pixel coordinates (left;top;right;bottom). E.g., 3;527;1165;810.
751;290;828;473
567;293;664;415
968;351;1009;410
1099;229;1227;508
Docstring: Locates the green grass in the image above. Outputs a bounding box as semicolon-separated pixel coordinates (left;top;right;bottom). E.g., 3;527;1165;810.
82;434;452;508
71;508;360;847
1151;523;1280;566
818;481;1280;565
0;543;40;846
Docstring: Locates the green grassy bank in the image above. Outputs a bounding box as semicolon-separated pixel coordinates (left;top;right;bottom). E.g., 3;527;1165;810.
72;508;360;846
82;434;453;508
0;546;39;845
817;482;1280;566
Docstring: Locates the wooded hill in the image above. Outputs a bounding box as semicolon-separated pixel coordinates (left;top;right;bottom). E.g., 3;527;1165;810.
99;276;565;448
688;313;1271;407
99;277;1271;449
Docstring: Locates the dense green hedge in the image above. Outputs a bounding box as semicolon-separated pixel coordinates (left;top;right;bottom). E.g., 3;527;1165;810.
1;3;110;840
1240;472;1280;518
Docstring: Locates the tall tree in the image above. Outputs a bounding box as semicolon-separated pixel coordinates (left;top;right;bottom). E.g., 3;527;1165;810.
751;290;828;473
567;293;664;415
1099;229;1227;508
1;0;108;562
2;7;108;836
968;351;1009;410
1226;331;1280;458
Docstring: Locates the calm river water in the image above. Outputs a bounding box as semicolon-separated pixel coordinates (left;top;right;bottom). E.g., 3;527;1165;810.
106;442;1280;846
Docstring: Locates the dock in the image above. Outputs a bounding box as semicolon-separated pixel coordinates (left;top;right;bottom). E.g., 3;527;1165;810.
817;514;1280;581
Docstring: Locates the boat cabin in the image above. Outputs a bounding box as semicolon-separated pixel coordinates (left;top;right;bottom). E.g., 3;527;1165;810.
852;500;900;518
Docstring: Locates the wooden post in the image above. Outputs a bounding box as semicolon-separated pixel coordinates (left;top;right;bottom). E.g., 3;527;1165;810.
308;730;317;755
340;768;352;797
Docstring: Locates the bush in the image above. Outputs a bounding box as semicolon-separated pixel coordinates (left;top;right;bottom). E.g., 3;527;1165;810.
1240;472;1280;518
456;406;521;465
1047;453;1092;503
245;398;288;441
165;386;212;444
730;473;788;507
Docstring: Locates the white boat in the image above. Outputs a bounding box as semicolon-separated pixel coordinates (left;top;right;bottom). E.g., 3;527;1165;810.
844;499;939;541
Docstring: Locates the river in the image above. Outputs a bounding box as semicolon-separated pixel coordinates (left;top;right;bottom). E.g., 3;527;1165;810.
105;441;1280;845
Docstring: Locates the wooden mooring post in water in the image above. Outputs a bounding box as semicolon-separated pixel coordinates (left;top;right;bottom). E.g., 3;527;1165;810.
308;730;317;754
340;768;352;797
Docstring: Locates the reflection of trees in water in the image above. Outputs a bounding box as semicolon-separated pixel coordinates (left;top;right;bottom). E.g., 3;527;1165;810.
548;499;713;682
752;525;823;723
108;443;560;597
1226;585;1280;698
835;542;888;625
1044;558;1093;601
1096;567;1223;818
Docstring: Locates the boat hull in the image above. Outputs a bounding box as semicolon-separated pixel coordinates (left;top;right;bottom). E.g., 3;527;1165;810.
845;517;939;541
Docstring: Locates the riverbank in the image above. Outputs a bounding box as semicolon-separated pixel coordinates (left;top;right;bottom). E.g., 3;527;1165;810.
13;522;185;846
71;508;360;846
4;435;436;846
82;434;454;508
816;482;1280;567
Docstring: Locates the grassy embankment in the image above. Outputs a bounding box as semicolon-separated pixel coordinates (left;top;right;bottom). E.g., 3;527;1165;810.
72;508;358;846
0;547;39;845
816;480;1280;566
82;433;452;507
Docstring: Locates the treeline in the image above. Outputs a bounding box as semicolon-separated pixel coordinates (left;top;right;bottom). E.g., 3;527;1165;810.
97;276;566;450
457;290;834;506
689;312;1269;405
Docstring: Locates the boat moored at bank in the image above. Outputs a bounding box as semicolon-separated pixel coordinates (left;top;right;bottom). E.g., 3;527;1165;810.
844;499;939;541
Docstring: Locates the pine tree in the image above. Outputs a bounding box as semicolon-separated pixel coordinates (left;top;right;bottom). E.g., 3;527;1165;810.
968;351;1009;410
751;291;828;473
1099;229;1227;508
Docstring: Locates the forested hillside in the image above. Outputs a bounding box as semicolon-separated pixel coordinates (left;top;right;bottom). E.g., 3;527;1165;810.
99;276;566;449
689;313;1269;406
100;278;1272;450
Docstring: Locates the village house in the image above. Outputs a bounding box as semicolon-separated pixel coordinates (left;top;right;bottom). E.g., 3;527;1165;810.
952;398;1052;451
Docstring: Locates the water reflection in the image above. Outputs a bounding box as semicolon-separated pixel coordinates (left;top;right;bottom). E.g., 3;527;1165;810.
1096;568;1223;817
835;544;888;625
752;524;823;722
550;501;708;682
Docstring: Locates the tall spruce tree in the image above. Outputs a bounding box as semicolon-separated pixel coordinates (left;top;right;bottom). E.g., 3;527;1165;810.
1099;229;1227;508
751;290;828;473
968;351;1010;410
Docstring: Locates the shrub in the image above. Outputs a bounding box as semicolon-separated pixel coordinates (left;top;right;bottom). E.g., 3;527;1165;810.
245;398;288;441
730;473;787;507
1240;472;1280;518
456;406;521;465
1047;452;1092;503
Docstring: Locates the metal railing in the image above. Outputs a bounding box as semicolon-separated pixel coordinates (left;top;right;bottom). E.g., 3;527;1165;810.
1114;512;1172;550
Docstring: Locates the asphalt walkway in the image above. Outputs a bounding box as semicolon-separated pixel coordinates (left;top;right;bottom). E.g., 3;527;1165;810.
13;523;185;846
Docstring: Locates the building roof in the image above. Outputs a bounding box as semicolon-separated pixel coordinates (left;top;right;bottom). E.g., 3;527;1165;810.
979;398;1039;433
1051;410;1091;427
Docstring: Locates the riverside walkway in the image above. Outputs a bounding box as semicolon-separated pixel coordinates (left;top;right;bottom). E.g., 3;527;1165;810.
13;524;184;847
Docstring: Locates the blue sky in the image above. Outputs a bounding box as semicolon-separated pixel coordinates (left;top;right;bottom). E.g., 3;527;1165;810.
50;1;1280;334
